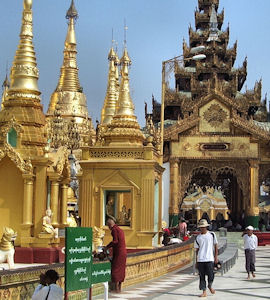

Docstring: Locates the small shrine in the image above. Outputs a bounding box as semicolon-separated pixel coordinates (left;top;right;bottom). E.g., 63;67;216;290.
182;185;229;221
80;46;164;248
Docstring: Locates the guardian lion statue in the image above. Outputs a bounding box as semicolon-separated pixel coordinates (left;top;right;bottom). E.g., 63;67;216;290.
0;227;17;269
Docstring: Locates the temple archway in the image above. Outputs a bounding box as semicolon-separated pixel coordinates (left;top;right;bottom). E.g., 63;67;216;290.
179;162;249;224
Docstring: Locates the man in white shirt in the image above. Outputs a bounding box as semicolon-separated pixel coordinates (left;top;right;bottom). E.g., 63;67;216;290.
243;225;258;279
32;269;63;300
195;219;218;298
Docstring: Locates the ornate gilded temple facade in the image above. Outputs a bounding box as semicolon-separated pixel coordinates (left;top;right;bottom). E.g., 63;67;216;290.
0;0;71;248
46;0;95;149
150;0;270;227
80;47;164;248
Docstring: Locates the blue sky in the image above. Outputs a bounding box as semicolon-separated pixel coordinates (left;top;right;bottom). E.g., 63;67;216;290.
0;0;270;126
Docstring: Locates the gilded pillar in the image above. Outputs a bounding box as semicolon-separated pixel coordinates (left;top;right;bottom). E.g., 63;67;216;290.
169;159;179;226
247;160;259;228
141;178;154;231
50;180;60;226
21;175;34;245
79;178;93;227
61;183;68;226
210;207;214;220
22;175;34;226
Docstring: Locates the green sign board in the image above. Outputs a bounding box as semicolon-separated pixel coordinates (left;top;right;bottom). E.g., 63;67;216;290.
92;262;111;284
65;227;92;292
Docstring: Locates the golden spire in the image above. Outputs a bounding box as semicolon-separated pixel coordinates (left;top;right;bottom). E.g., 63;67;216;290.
0;0;46;158
47;0;94;147
114;48;134;119
103;47;144;145
100;46;118;124
114;50;120;108
9;0;40;93
56;1;80;92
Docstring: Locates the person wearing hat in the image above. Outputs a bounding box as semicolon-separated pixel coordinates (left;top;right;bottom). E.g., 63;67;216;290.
195;219;218;298
243;225;258;279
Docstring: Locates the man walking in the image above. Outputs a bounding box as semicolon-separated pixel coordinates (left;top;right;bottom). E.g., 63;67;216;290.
195;219;218;298
243;225;258;279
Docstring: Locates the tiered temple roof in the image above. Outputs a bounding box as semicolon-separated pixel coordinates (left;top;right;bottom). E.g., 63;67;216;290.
157;0;267;123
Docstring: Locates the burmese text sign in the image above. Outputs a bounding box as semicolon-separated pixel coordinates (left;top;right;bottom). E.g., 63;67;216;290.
65;227;92;292
92;262;111;284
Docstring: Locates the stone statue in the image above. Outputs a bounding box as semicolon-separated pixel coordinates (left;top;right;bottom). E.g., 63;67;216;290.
0;227;17;269
41;209;58;238
106;195;115;219
118;205;129;225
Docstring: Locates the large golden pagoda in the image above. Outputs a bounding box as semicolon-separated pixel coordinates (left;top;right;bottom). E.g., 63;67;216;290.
47;0;94;148
0;0;70;250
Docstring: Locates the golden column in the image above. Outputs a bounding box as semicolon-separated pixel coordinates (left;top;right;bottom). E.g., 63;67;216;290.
21;174;34;244
210;207;214;220
50;180;60;226
22;175;34;226
248;160;259;228
169;159;179;226
61;183;69;226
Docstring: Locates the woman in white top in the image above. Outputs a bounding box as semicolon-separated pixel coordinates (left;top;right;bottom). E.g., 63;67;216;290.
32;269;63;300
243;225;258;279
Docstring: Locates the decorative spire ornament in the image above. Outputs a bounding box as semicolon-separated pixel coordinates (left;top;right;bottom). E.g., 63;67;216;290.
101;46;118;124
1;70;10;110
207;4;219;41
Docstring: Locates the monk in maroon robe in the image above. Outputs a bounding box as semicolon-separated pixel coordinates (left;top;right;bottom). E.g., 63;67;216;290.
105;218;127;293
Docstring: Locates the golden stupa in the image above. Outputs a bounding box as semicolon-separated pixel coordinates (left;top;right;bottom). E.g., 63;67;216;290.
0;0;70;248
80;45;164;248
47;0;95;148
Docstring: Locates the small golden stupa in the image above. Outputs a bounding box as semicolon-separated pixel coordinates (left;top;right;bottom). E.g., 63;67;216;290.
80;45;164;248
